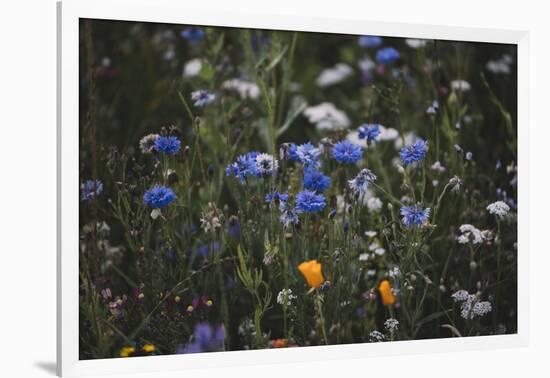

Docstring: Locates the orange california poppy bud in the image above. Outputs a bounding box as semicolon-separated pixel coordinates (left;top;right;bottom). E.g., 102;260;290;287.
298;260;324;288
378;279;396;305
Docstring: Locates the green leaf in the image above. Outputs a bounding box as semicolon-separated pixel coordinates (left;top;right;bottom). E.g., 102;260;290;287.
177;90;195;122
265;45;288;72
277;97;307;138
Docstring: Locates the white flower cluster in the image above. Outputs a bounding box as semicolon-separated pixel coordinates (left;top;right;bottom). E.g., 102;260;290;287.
388;266;401;279
384;318;399;332
405;38;428;49
368;330;386;342
183;58;202;78
456;225;493;245
303;102;350;131
222;78;260;99
316;63;353;87
277;288;297;306
367;197;383;212
456;224;484;245
368;241;386;256
452;290;492;320
487;201;510;218
486;54;512;74
450;79;471;92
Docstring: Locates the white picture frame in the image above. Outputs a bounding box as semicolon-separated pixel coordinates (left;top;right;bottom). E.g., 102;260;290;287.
57;0;530;376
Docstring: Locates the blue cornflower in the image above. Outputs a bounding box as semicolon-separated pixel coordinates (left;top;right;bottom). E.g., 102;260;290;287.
154;136;181;155
176;323;225;354
296;142;321;167
357;124;381;143
400;205;430;227
280;203;300;228
180;27;205;43
143;185;177;208
254;153;279;176
80;179;103;201
226;152;260;183
191;89;216;107
358;35;383;48
265;191;289;204
303;167;331;193
287;143;299;161
280;143;299;161
399;139;428;166
296;190;326;213
348;168;377;197
376;47;400;65
332;140;363;164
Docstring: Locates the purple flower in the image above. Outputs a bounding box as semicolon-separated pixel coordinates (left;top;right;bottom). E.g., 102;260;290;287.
357;124;381;143
154;136;181;155
399;139;427;166
332;140;363;164
358;35;382;48
176;323;225;354
295;142;321;167
80;179;103;201
265;191;289;204
226;152;260;183
400;205;430;227
303;167;331;193
376;47;400;65
296;190;326;213
180;27;205;43
191;89;216;107
143;185;177;208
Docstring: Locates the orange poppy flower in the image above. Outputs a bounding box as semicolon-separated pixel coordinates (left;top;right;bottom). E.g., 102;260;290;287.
270;339;288;348
298;260;324;288
378;279;396;305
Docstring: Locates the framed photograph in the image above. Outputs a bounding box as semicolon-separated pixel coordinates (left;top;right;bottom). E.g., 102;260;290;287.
57;0;529;376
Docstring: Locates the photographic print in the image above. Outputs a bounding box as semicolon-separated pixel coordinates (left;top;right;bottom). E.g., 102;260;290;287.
78;18;517;360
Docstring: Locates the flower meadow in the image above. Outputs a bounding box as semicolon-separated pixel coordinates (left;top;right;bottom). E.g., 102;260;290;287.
78;19;518;359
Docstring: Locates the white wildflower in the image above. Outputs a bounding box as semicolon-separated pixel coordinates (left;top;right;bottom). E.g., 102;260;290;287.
359;57;375;72
365;230;377;238
316;63;353;87
452;290;492;319
487;201;510;218
384;318;399;332
365;197;381;212
388;266;401;278
405;38;428;48
369;330;386;342
222;78;260;99
183;58;202;78
277;288;297;306
457;224;484;245
451;290;470;302
431;161;446;173
450;79;471;92
303;102;350;131
378;126;399;141
200;202;224;233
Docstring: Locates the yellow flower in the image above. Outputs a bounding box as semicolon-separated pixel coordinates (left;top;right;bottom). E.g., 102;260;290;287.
142;344;155;353
378;279;396;306
298;260;324;288
119;346;135;357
